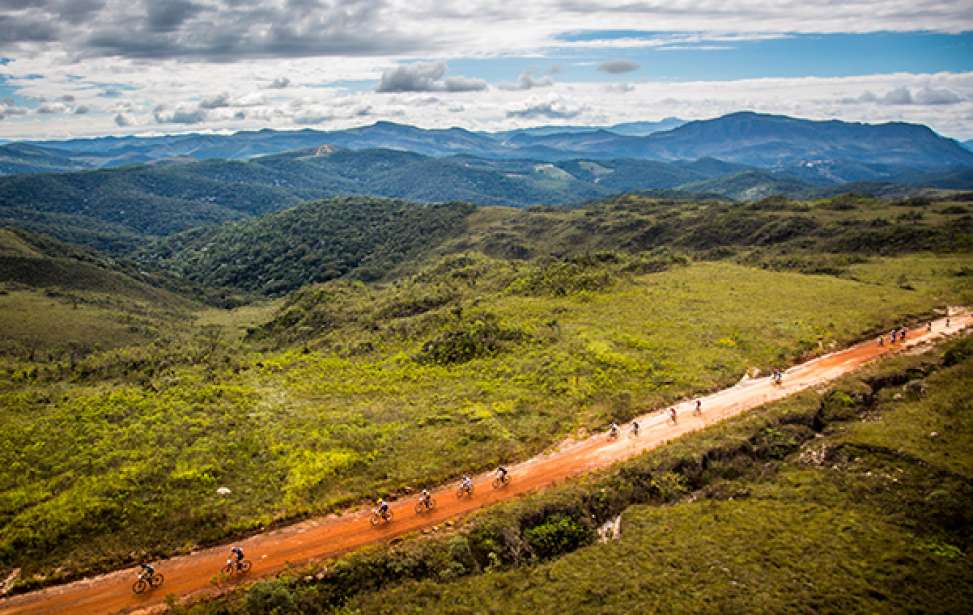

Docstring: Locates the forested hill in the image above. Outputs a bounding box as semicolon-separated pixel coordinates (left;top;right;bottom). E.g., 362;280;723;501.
137;193;973;297
139;198;476;295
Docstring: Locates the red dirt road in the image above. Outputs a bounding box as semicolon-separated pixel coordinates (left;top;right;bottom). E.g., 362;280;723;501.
2;313;969;615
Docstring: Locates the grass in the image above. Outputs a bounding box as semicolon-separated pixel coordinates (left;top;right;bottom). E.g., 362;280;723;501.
341;345;973;615
1;252;970;591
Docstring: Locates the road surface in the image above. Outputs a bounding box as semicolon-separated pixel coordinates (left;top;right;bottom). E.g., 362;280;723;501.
2;312;969;615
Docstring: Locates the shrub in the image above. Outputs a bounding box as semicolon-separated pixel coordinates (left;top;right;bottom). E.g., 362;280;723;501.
523;514;595;560
417;314;526;365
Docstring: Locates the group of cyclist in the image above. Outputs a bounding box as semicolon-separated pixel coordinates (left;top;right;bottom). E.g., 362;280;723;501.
607;398;704;441
136;546;249;593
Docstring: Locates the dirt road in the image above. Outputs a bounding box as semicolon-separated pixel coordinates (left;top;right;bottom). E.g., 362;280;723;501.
2;313;969;615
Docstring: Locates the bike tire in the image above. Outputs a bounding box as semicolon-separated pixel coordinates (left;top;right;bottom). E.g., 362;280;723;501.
221;563;235;575
369;513;381;527
132;579;148;594
238;560;252;573
427;497;436;510
415;502;424;514
150;573;164;587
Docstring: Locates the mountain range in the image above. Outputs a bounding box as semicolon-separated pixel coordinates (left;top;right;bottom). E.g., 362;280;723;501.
3;112;971;184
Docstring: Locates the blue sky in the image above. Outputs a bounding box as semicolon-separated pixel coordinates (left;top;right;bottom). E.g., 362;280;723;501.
1;1;972;139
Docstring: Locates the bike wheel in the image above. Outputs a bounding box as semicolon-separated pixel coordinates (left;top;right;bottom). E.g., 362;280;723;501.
415;501;424;514
221;562;235;575
132;579;148;594
427;496;436;510
385;510;393;522
238;560;252;573
150;573;164;587
369;513;381;527
492;477;501;489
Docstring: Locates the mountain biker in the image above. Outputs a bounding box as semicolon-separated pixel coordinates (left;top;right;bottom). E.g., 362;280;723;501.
461;475;473;493
139;562;155;579
496;465;508;483
927;321;933;332
631;420;640;436
419;489;432;509
230;546;245;569
668;407;677;424
900;327;908;341
694;399;702;416
608;421;619;438
890;329;897;344
377;498;390;518
878;335;884;347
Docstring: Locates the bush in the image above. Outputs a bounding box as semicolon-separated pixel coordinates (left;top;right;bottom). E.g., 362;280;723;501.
523;514;595;560
417;314;526;365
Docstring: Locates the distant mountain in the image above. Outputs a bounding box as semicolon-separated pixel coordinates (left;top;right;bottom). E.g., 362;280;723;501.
4;112;968;178
637;112;973;175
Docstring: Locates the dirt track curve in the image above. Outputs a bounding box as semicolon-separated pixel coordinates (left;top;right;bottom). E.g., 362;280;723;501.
2;312;970;615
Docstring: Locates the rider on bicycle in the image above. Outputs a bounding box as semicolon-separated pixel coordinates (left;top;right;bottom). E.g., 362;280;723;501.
139;562;155;579
230;546;245;569
609;421;619;437
419;489;432;508
631;420;640;436
462;475;473;493
496;465;508;483
377;498;390;518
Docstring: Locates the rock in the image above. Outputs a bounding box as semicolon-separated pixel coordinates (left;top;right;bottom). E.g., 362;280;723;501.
216;487;232;496
930;432;940;439
0;568;21;596
892;393;903;401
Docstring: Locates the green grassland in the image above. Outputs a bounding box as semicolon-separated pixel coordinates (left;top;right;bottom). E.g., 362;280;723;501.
1;248;970;592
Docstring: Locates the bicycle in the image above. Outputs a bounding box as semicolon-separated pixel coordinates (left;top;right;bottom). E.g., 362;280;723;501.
456;482;474;499
492;473;510;489
370;508;393;526
221;558;252;576
415;495;436;514
132;571;164;594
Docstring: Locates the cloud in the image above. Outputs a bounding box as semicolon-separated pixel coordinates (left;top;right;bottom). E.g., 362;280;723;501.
500;71;554;91
0;97;29;120
267;76;291;89
153;104;206;124
114;112;133;126
73;104;89;114
377;61;487;92
846;86;966;106
506;95;586;119
597;59;639;74
914;86;963;105
605;82;634;93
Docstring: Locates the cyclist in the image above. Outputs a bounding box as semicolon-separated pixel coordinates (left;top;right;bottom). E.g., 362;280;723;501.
377;498;390;519
694;399;702;416
631;420;640;437
418;489;432;510
496;465;508;483
927;321;933;333
608;421;619;438
230;546;245;570
668;407;677;424
139;562;155;580
461;474;473;494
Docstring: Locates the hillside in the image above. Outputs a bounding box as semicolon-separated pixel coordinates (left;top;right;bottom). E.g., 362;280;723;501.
140;193;973;297
0;228;196;356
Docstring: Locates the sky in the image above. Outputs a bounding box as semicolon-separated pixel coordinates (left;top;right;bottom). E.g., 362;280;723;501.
0;1;972;140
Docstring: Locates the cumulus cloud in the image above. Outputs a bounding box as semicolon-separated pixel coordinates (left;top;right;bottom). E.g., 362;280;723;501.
114;112;133;127
500;71;554;91
507;95;587;119
377;61;487;92
598;59;639;74
0;98;29;121
153;104;206;124
845;86;966;106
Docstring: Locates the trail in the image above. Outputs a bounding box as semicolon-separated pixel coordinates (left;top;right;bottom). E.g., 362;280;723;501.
2;313;969;615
